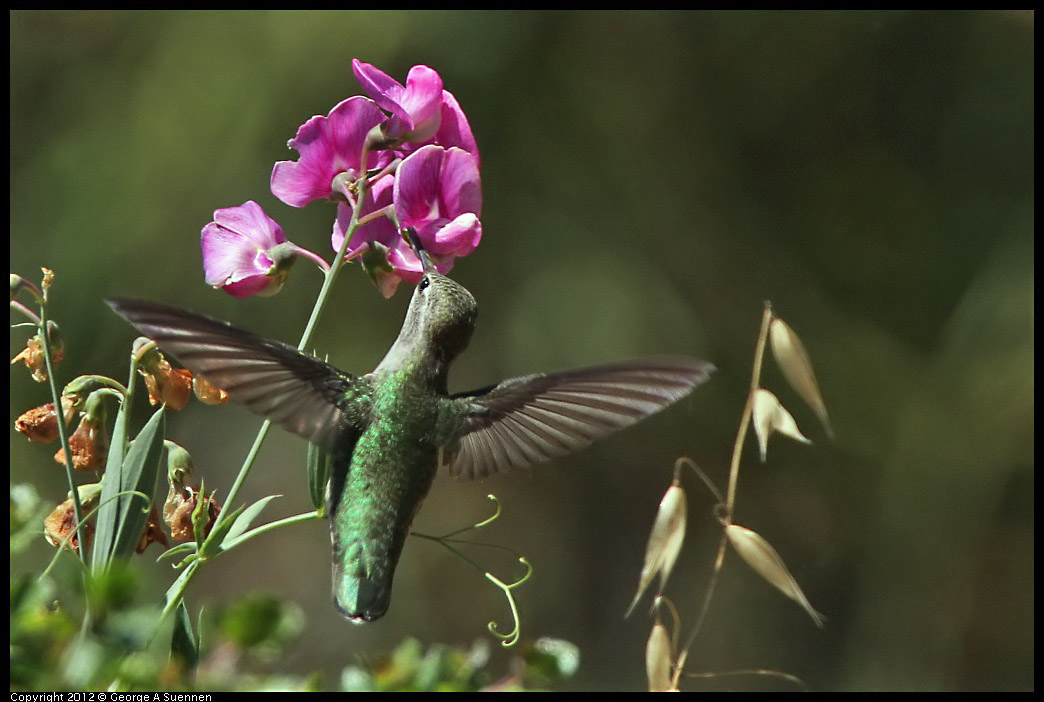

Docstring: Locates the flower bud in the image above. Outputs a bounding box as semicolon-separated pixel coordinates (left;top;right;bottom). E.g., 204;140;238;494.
164;485;220;543
43;484;101;555
136;506;169;554
192;374;229;405
11;321;64;383
136;341;193;410
53;410;109;472
166;442;195;485
14;395;77;443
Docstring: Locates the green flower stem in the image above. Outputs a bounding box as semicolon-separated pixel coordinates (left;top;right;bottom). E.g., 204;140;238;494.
288;243;332;273
37;290;86;568
155;175;372;631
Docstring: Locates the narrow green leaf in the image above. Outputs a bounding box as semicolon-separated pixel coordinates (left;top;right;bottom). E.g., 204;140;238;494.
198;504;245;559
92;406;165;571
171;600;198;670
222;494;283;546
91;400;129;571
307;442;330;515
156;543;198;564
109;407;166;563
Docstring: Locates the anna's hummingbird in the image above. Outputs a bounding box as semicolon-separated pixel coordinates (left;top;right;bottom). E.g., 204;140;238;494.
108;271;713;622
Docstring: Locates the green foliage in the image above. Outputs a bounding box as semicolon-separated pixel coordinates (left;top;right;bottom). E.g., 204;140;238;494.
340;637;579;692
10;570;578;692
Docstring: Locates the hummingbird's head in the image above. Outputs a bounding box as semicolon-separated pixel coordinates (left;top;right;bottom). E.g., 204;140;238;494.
402;271;478;365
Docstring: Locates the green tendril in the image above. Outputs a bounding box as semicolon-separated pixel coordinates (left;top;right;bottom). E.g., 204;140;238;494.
485;558;533;648
412;494;531;646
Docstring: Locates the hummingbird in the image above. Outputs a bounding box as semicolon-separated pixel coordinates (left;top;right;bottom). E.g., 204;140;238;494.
108;264;713;623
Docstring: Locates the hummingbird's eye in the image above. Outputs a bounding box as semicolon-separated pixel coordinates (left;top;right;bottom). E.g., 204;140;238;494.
419;276;431;291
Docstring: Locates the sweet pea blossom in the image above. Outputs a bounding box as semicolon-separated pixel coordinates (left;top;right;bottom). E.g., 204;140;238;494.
201;201;314;299
270;96;389;208
352;60;443;145
329;174;436;298
352;59;479;162
394;145;482;262
331;173;398;261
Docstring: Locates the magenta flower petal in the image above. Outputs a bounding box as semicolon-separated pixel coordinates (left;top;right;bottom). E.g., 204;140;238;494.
387;239;454;281
221;272;279;299
393;144;445;229
439;147;482;219
352;59;408;119
331;174;398;258
270;96;387;207
436;90;480;165
352;59;444;143
201;201;293;298
429;213;482;257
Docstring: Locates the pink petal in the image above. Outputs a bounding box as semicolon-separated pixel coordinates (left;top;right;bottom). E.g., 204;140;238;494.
331;175;398;257
393;145;444;229
213;201;284;249
352;59;409;124
438;147;482;218
427;213;482;257
221;274;276;299
270;97;386;207
437;90;480;165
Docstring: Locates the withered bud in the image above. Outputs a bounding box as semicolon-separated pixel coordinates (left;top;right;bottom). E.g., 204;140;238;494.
44;488;99;555
54;413;110;472
164;485;220;542
137;343;193;410
137;506;169;554
11;322;64;383
14;395;77;443
192;374;229;405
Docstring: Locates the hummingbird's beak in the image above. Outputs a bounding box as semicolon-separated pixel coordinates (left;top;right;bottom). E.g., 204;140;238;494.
405;228;436;273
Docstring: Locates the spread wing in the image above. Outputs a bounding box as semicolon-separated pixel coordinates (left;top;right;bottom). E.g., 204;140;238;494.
107;298;367;449
443;357;714;480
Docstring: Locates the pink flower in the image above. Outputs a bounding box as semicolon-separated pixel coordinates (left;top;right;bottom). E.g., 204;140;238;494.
394;145;482;263
352;59;480;163
270;96;389;208
331;174;399;261
352;59;444;145
201;201;297;298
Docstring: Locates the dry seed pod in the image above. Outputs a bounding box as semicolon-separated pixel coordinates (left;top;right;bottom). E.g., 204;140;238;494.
646;618;675;692
769;318;833;440
725;523;825;628
752;389;812;462
626;481;687;617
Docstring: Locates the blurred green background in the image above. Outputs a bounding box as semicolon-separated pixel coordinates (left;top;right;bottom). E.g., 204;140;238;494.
10;10;1033;691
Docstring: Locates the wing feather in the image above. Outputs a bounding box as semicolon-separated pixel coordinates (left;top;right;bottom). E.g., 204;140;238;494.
107;298;364;449
446;357;714;479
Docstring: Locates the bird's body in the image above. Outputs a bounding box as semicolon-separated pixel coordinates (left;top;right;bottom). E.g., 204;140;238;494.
109;272;713;622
